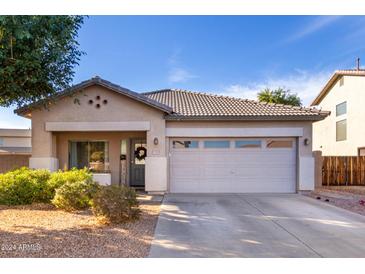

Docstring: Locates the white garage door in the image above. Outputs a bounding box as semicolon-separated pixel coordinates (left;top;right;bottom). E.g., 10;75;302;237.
170;138;296;193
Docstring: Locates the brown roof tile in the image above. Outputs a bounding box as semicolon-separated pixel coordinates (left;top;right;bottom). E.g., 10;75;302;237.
143;89;328;121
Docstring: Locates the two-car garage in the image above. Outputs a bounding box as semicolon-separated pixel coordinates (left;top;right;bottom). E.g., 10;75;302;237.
169;138;297;193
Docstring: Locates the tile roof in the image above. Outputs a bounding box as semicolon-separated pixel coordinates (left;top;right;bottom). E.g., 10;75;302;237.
311;69;365;106
144;89;328;121
14;77;328;121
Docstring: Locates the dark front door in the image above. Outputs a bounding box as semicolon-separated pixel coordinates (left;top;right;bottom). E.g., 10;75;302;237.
130;139;146;187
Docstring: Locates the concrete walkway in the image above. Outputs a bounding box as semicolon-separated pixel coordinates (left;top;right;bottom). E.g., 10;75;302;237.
149;194;365;257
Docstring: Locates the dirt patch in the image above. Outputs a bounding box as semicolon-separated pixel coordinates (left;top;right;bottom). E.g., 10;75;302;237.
303;188;365;217
320;186;365;195
0;200;161;258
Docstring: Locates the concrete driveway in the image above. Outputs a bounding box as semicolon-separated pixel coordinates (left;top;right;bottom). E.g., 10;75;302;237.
149;194;365;257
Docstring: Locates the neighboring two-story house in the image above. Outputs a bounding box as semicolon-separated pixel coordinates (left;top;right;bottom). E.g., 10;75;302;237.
0;128;32;173
312;69;365;156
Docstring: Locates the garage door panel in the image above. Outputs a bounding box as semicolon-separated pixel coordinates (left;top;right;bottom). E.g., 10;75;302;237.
170;138;296;193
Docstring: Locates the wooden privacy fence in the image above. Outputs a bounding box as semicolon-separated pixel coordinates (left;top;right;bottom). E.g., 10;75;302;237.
322;156;365;186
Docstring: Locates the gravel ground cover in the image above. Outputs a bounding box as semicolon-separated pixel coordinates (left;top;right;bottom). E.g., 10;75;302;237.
0;198;161;258
303;188;365;216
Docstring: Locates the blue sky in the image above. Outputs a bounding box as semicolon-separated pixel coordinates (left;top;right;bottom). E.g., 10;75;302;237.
2;15;365;128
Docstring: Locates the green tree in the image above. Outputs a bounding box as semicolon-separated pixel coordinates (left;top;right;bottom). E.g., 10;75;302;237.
257;87;302;106
0;16;84;107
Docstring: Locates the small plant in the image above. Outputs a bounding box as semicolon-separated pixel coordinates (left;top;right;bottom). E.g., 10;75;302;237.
51;179;99;211
91;185;140;224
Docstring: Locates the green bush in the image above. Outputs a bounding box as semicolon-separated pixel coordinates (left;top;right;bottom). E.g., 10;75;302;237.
47;168;92;198
51;179;99;211
0;167;94;206
0;167;51;205
91;185;140;224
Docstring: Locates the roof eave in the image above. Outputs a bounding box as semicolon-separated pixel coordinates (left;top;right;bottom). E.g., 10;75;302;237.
311;71;365;106
311;72;340;106
165;114;328;121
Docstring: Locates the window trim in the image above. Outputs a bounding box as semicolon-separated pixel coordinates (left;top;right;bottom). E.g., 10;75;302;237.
336;119;347;142
336;101;347;117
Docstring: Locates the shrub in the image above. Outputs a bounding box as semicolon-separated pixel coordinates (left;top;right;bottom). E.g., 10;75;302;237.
47;168;92;198
51;179;99;211
0;167;51;205
0;167;96;207
91;185;140;224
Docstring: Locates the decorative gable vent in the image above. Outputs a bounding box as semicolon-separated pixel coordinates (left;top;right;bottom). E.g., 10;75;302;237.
88;95;108;109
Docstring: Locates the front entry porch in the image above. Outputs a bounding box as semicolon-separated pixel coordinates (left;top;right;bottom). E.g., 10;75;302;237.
55;131;147;188
29;120;168;193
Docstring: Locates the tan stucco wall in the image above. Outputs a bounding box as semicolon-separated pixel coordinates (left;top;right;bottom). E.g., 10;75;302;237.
55;131;145;184
313;75;365;156
31;85;166;157
29;84;167;189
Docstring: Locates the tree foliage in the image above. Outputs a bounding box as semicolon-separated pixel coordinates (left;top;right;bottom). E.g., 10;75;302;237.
257;87;302;106
0;16;84;107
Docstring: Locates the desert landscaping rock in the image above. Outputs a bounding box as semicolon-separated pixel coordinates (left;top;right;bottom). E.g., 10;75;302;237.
304;188;365;217
0;201;160;257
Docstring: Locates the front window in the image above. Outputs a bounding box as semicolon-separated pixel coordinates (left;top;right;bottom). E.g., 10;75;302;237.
69;141;110;172
336;119;347;141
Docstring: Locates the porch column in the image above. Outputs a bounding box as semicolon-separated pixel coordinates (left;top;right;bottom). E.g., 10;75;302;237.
29;115;59;171
145;120;167;193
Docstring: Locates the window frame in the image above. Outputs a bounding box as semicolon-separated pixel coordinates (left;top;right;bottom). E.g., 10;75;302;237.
336;101;347;117
69;140;110;172
172;140;199;149
266;139;294;149
336;119;347;142
234;140;262;149
203;140;230;149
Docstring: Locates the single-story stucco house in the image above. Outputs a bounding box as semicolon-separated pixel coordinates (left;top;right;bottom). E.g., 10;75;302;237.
0;128;31;173
15;76;328;193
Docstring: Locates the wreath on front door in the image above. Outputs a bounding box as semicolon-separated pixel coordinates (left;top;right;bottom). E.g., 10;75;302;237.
135;146;147;161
